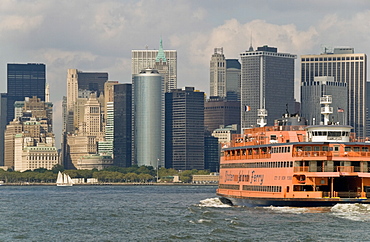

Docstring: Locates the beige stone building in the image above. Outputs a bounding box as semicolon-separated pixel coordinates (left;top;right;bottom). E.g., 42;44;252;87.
4;96;59;171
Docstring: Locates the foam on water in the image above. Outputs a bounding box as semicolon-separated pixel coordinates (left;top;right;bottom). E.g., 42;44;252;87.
263;206;309;214
263;206;331;214
197;197;232;208
331;203;370;221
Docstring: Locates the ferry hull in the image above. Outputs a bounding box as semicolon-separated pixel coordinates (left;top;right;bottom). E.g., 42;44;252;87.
218;194;370;207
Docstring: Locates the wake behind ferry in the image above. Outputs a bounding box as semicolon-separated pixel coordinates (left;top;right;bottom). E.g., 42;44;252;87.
217;95;370;207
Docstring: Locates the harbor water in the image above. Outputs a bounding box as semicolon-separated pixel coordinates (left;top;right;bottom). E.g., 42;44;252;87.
1;185;370;241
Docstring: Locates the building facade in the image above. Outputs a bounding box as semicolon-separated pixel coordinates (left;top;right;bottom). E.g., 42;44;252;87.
112;83;132;167
132;69;164;168
204;96;240;133
132;39;177;93
210;48;241;100
204;135;219;172
6;63;46;124
240;45;296;129
4;96;58;171
210;48;226;98
301;76;348;125
63;69;109;169
165;87;205;170
226;59;241;101
301;47;367;138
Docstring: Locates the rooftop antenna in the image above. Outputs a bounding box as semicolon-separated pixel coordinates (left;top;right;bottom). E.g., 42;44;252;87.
248;31;254;51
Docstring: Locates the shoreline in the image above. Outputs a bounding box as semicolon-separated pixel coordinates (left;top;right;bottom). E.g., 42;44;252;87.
1;182;218;186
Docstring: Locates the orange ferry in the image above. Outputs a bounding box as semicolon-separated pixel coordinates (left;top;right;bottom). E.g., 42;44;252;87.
217;96;370;207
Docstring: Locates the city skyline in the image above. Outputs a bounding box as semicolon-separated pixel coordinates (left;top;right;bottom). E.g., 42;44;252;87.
1;1;370;146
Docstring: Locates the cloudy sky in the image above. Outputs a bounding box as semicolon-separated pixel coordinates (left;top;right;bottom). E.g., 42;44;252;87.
1;0;370;145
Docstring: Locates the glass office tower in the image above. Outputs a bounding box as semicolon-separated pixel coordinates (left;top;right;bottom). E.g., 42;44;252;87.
7;63;46;124
132;69;164;168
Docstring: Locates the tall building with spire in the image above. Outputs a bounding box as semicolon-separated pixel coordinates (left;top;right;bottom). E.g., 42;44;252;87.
132;39;177;92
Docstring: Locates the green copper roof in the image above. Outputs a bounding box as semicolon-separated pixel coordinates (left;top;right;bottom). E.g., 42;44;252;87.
155;38;167;63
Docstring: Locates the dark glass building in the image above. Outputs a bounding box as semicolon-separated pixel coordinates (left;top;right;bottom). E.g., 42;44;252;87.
204;96;240;133
113;84;132;167
7;63;46;124
240;46;296;129
204;135;219;172
165;87;205;170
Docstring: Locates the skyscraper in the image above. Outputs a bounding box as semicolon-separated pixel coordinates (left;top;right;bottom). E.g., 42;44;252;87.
210;48;241;100
301;47;367;138
6;63;46;124
112;83;132;167
165;87;205;170
210;48;226;98
204;96;240;133
132;69;164;168
63;69;109;169
132;39;177;92
226;59;241;101
301;76;348;125
240;45;296;129
65;69;108;133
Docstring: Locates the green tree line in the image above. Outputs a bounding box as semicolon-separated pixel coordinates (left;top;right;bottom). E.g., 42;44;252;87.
0;165;210;184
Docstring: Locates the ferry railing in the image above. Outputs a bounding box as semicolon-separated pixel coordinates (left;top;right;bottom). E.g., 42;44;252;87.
354;166;361;172
336;191;360;198
224;153;271;160
294;166;309;172
337;166;354;173
293;151;331;157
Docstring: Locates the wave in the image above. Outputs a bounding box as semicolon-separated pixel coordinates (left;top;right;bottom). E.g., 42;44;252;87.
197;197;232;208
263;206;331;214
263;206;309;214
331;203;370;221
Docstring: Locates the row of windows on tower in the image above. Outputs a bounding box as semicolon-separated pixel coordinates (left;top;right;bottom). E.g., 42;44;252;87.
302;56;364;61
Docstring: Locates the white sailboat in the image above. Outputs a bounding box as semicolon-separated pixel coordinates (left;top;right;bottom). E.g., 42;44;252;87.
56;171;74;186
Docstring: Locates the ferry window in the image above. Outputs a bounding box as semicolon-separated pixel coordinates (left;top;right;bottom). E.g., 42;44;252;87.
314;146;320;151
334;146;339;151
287;147;290;152
345;147;351;152
328;131;341;137
270;135;277;140
354;147;360;152
296;146;303;152
362;147;369;152
304;146;312;151
322;146;329;151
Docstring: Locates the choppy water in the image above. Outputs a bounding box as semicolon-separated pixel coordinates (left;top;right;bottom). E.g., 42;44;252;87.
1;185;370;241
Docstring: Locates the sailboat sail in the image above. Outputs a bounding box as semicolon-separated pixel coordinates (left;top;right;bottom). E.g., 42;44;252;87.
56;171;73;186
57;171;63;184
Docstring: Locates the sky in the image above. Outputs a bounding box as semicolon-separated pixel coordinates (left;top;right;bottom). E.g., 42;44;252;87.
1;0;370;146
